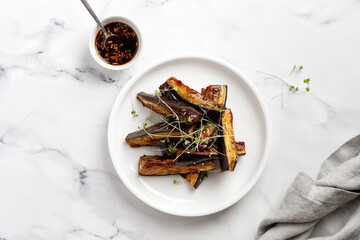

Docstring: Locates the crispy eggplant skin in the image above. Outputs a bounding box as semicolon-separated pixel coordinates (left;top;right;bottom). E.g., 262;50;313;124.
165;77;224;111
125;122;194;147
193;172;207;189
138;156;216;176
181;172;208;189
175;148;219;165
137;92;201;124
159;82;177;100
201;85;228;107
218;108;238;171
236;141;246;156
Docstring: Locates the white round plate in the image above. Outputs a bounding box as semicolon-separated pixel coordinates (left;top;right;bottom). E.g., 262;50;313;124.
108;55;271;217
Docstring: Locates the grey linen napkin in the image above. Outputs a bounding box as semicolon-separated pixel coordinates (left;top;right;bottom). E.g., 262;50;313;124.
258;134;360;240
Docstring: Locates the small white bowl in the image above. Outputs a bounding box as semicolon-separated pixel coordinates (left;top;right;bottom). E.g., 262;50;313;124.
89;16;142;70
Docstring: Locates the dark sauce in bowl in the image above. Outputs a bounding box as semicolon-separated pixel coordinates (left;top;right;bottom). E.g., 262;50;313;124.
95;22;139;66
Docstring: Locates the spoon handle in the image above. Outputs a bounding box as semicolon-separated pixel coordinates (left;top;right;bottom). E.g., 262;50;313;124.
80;0;108;35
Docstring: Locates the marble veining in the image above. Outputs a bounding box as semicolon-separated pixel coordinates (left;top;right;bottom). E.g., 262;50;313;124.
1;0;360;239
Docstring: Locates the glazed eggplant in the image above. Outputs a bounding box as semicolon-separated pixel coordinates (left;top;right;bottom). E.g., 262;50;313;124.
165;77;224;119
181;172;208;189
236;141;246;156
137;92;201;124
218;108;238;171
201;85;228;107
197;123;217;150
175;148;219;166
125;77;248;189
125;122;194;147
202;85;245;157
195;85;226;149
138;156;216;175
176;143;244;166
159;82;177;100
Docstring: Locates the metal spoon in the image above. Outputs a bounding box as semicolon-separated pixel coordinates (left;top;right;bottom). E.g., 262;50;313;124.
80;0;121;49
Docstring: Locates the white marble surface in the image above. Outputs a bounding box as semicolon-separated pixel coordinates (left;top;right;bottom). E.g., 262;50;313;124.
1;0;360;239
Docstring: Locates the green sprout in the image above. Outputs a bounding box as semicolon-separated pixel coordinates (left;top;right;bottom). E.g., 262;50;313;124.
131;110;138;117
258;65;312;108
168;145;177;154
154;90;161;97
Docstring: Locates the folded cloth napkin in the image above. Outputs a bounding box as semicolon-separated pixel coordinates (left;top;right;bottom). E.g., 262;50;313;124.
257;134;360;240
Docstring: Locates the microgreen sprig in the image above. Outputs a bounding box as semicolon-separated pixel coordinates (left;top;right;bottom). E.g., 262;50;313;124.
131;110;138;117
131;99;138;118
258;65;311;109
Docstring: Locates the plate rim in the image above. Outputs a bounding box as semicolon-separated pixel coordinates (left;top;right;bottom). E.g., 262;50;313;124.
108;54;272;217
